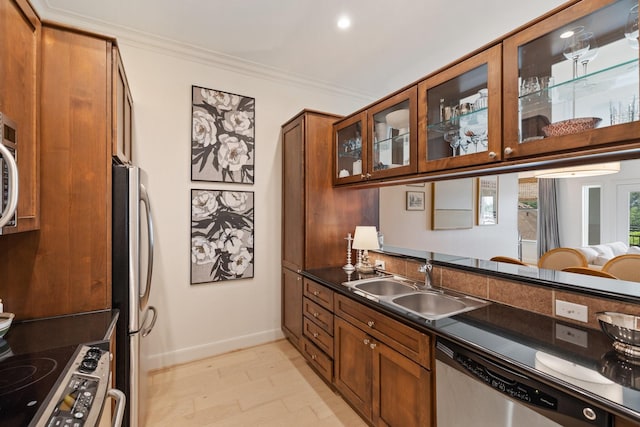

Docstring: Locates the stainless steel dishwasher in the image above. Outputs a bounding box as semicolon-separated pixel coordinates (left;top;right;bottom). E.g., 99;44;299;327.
435;337;612;427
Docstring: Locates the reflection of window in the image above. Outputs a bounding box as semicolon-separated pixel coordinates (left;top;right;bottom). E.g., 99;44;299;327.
582;186;601;246
630;190;640;247
518;177;537;241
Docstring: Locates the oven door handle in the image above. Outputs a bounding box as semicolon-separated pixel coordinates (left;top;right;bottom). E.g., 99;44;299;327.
107;388;126;427
0;143;18;228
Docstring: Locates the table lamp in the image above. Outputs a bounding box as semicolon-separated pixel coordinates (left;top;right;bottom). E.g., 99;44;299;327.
352;226;380;273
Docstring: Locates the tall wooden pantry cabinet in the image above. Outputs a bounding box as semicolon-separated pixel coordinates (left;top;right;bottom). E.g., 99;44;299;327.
281;110;379;350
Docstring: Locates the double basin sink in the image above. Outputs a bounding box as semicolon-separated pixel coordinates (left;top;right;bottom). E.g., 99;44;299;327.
343;275;489;321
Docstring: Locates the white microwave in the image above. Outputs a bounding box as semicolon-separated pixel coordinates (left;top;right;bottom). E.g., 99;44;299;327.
0;112;18;233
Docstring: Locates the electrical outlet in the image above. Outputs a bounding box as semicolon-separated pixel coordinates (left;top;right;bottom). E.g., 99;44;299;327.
555;300;588;323
374;260;385;270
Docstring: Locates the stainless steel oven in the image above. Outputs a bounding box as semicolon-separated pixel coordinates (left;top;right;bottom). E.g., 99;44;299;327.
0;112;18;233
436;337;613;427
29;344;125;427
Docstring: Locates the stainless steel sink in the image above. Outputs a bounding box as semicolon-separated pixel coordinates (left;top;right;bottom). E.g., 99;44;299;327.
343;276;490;320
353;279;416;296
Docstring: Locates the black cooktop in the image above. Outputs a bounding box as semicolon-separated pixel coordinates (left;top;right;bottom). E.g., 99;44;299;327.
0;344;76;427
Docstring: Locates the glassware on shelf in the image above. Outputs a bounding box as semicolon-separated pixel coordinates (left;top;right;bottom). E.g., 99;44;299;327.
520;76;541;97
444;130;461;157
578;32;599;75
625;5;639;50
473;89;488;110
561;26;590;79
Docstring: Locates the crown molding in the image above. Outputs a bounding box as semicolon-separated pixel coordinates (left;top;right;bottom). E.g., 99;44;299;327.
30;0;376;103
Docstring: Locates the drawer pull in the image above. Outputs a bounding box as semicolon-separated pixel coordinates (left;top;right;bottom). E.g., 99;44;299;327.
367;320;375;328
313;290;319;296
313;332;319;338
311;354;316;360
313;312;319;318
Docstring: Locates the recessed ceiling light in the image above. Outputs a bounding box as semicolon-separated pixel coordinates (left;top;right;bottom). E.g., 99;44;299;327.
337;15;351;30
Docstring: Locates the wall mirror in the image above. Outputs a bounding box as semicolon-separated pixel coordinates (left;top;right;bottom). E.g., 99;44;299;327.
378;155;640;294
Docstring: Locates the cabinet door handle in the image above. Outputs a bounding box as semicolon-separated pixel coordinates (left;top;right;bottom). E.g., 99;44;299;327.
369;343;377;350
363;338;370;345
367;320;375;328
488;151;497;159
504;147;514;155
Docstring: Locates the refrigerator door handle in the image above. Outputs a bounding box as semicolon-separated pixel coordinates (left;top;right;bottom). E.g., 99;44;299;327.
106;388;127;427
0;143;18;228
139;183;154;309
141;305;158;337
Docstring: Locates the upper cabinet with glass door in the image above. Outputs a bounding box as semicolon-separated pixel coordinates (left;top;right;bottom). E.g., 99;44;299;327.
503;0;640;159
333;87;417;185
418;45;502;172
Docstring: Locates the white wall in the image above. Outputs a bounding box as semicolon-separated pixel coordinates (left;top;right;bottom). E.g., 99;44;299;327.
117;42;369;370
379;174;520;259
557;159;640;247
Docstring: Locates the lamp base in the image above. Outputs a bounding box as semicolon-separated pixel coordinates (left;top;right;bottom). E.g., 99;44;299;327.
343;263;355;272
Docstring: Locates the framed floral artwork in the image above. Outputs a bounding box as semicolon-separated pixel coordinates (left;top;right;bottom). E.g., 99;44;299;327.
191;86;255;183
191;189;254;284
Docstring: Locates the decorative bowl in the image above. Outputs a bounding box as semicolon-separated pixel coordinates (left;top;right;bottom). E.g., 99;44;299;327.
0;313;14;338
541;117;601;137
385;109;410;130
597;312;640;357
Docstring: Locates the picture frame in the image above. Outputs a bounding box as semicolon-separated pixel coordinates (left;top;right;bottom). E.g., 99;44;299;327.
431;179;473;229
191;189;255;284
406;191;425;211
191;86;255;184
477;176;498;225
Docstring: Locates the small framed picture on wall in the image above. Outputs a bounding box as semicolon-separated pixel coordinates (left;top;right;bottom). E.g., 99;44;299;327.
406;191;425;211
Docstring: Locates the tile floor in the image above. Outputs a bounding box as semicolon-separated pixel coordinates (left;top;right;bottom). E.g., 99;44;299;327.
146;339;368;426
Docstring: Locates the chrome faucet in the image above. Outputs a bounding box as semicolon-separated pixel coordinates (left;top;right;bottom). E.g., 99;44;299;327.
418;260;433;289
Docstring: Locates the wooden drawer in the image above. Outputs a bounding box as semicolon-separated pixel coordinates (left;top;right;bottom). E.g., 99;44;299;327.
303;317;333;358
302;337;333;383
303;297;334;334
303;279;334;311
334;294;431;369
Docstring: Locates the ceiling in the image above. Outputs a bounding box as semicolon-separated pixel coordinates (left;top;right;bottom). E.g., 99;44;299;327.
31;0;567;99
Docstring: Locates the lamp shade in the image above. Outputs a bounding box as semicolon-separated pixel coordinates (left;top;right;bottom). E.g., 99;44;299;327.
352;226;380;250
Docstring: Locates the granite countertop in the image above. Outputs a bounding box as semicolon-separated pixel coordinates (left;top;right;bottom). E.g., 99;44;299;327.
304;267;640;422
1;309;119;358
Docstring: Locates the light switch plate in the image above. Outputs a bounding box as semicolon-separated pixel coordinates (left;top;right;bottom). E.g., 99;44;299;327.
555;300;588;323
374;260;385;270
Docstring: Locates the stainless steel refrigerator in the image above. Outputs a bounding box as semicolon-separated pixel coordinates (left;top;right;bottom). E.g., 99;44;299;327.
112;162;157;427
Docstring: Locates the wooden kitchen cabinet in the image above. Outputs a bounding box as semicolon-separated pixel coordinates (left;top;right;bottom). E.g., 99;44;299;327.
418;44;502;172
281;110;378;350
334;87;417;184
0;23;131;318
0;0;41;234
334;316;433;427
334;294;433;426
301;279;335;382
503;0;640;160
282;268;303;348
113;48;133;164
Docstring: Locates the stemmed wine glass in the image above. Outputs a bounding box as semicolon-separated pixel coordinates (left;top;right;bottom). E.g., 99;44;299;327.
578;32;598;76
444;130;460;157
562;26;590;79
625;5;639;50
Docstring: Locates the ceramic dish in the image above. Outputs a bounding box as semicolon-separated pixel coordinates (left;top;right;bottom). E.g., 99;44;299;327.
0;313;14;338
385;109;410;130
542;117;601;137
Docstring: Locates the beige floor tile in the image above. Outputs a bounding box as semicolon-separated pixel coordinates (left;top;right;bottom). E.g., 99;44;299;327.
145;340;366;426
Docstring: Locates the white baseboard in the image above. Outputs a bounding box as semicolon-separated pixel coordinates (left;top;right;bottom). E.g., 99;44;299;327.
147;328;285;371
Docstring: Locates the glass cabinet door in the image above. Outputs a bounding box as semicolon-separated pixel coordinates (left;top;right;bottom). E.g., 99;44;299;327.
418;45;502;172
334;112;367;185
503;0;640;159
367;86;417;180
